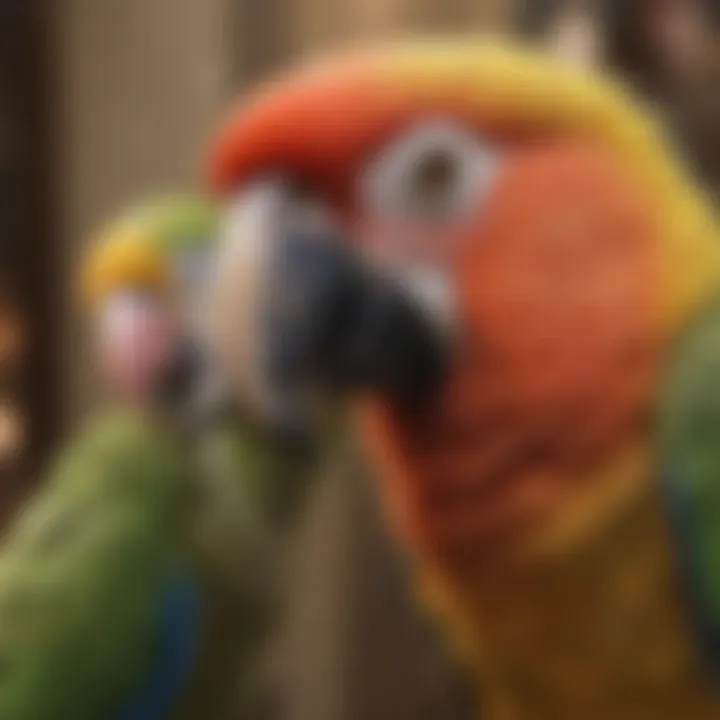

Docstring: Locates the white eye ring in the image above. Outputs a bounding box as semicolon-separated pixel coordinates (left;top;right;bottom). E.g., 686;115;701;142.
360;119;499;224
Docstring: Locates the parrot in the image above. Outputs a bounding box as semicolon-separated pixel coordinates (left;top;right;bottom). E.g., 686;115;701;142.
79;196;325;718
0;195;332;720
201;37;720;720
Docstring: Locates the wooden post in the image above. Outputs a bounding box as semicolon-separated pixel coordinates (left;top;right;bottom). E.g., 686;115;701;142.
0;0;56;517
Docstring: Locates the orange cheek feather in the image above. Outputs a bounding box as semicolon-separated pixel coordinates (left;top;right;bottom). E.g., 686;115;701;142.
362;140;664;569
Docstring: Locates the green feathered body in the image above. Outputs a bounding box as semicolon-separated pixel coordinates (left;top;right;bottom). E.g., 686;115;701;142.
78;193;332;718
0;411;193;719
184;418;321;717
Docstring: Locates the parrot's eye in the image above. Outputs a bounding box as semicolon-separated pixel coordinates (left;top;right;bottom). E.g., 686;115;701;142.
361;119;499;224
412;151;458;207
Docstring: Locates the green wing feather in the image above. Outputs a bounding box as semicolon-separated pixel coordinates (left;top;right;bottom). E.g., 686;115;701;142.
0;411;192;719
660;299;720;673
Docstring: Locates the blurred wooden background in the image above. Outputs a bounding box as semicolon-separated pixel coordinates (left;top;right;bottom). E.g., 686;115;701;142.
0;2;56;518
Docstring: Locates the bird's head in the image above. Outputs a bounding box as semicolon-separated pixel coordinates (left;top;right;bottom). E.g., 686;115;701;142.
81;197;219;412
204;38;720;567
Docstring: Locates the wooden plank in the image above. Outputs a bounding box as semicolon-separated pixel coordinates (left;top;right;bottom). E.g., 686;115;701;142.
0;0;57;512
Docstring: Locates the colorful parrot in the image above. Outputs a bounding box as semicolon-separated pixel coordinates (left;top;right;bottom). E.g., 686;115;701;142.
80;196;324;718
203;38;720;719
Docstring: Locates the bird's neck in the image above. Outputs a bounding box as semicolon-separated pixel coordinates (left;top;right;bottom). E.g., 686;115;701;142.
432;486;719;720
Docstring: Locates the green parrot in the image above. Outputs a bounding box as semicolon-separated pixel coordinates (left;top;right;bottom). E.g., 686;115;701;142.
81;195;316;576
0;403;307;719
82;195;331;717
0;197;324;719
0;410;197;719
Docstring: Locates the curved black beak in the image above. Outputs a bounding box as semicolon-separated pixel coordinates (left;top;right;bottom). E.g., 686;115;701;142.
266;230;451;412
209;181;455;447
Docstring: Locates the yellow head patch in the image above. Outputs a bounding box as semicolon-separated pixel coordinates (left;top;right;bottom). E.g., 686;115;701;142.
81;226;171;309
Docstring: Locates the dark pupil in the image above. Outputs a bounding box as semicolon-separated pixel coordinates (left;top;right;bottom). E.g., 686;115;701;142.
410;151;457;208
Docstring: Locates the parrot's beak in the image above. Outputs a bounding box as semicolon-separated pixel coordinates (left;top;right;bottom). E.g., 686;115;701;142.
156;338;204;409
209;180;454;442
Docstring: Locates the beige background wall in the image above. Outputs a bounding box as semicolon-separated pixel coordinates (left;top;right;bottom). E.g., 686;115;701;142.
54;0;235;425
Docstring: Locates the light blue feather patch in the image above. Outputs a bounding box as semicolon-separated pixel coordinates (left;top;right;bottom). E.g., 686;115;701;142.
120;573;201;720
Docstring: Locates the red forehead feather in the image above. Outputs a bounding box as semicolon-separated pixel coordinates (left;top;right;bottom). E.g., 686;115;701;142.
207;62;405;196
206;60;504;199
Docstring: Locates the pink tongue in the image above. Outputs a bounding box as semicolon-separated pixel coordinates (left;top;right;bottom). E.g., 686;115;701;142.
100;300;178;403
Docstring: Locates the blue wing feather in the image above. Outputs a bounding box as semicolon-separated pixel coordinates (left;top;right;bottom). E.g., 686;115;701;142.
661;467;720;677
120;573;201;720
